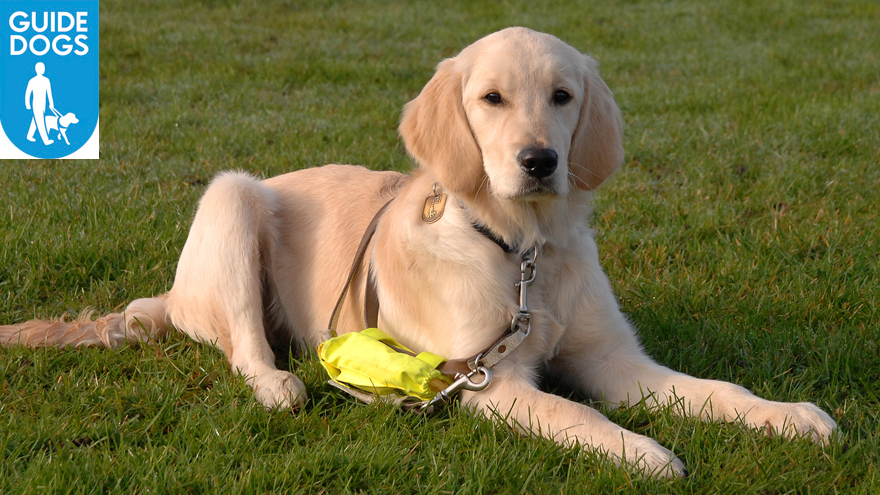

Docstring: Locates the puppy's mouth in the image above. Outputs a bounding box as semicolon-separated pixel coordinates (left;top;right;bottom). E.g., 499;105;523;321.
488;176;560;201
516;178;560;198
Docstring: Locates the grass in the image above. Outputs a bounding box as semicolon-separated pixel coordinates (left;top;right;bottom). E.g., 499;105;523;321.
1;0;879;492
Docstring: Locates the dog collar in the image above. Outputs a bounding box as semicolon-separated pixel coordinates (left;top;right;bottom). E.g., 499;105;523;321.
472;222;517;254
422;183;517;254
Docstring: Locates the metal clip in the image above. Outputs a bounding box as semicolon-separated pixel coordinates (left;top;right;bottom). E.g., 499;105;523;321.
510;311;531;335
419;366;493;412
515;246;538;316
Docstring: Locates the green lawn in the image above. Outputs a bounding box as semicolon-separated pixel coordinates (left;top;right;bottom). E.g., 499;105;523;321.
2;0;879;492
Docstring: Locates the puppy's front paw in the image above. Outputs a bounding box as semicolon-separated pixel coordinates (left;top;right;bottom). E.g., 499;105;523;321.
252;370;308;409
751;401;837;444
620;433;687;479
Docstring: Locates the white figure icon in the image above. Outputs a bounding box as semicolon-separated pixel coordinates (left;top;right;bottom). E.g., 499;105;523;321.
24;62;79;146
25;62;55;145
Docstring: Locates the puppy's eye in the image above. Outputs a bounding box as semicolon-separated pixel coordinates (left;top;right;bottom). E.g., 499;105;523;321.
553;90;572;105
484;92;503;105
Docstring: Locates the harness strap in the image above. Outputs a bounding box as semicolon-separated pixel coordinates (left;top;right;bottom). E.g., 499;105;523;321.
431;326;520;375
365;266;380;329
327;199;394;338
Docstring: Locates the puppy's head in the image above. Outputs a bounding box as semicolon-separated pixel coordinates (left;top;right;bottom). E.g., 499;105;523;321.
399;27;623;201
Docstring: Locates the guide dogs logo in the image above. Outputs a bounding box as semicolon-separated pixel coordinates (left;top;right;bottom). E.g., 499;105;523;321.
0;1;99;159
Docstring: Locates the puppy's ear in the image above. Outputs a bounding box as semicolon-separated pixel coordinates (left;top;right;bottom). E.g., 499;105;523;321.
569;56;624;191
399;58;483;194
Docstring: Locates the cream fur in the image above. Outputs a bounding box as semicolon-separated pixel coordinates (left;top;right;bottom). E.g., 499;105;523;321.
0;27;836;478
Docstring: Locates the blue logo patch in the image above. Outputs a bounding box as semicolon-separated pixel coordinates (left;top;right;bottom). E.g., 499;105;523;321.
0;1;99;159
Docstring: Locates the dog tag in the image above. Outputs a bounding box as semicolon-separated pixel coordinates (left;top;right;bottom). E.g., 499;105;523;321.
422;192;447;223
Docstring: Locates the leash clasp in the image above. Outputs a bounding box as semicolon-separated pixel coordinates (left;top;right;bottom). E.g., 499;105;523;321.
512;246;537;332
419;366;492;413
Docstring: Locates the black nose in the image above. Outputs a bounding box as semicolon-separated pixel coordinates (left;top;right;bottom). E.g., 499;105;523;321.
518;147;558;179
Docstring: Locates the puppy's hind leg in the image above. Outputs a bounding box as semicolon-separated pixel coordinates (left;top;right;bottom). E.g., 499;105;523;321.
167;172;306;409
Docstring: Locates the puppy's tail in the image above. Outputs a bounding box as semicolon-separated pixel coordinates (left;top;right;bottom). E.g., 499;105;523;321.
0;296;171;348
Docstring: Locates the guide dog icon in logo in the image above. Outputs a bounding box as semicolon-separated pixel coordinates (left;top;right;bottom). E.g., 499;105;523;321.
25;62;79;146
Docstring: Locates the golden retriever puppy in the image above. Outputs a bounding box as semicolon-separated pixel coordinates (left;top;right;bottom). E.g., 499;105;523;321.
1;27;836;477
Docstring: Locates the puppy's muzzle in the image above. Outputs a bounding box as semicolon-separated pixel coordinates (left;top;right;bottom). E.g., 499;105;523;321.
518;147;558;179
